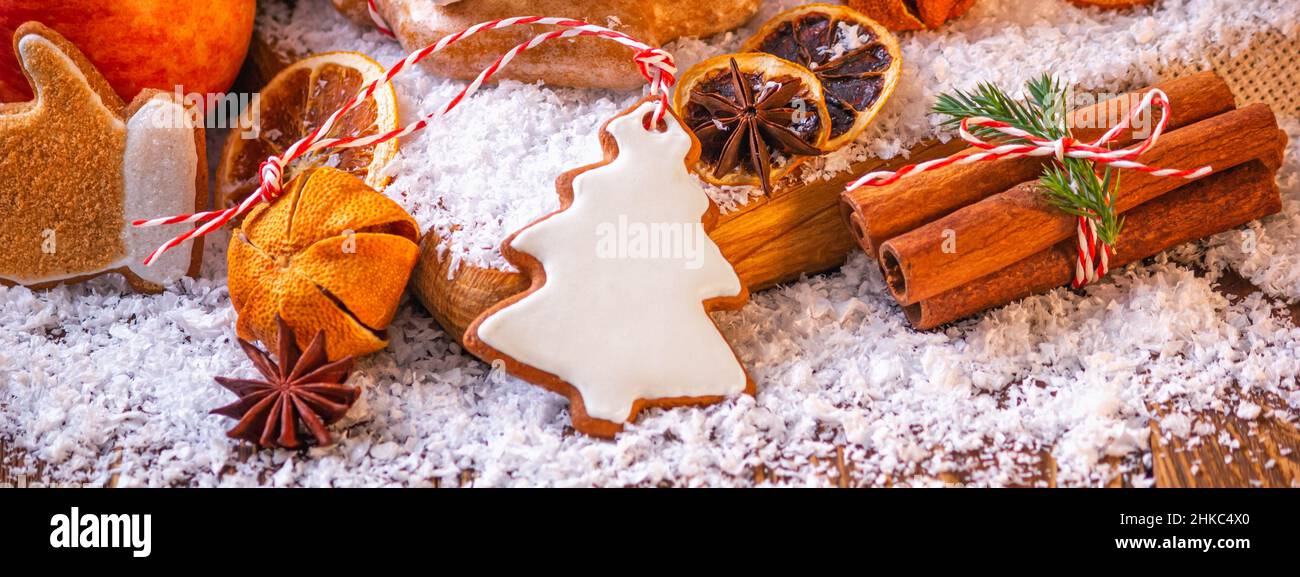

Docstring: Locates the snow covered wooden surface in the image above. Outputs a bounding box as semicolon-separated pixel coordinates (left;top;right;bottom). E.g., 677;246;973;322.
4;274;1297;488
3;0;1299;487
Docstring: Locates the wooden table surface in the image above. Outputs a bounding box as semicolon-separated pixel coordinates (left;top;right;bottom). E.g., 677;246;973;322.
3;269;1297;488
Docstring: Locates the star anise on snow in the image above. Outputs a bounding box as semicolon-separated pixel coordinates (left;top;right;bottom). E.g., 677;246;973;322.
688;57;823;194
211;316;359;449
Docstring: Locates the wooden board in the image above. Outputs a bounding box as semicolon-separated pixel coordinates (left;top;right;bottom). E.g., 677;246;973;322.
5;266;1296;487
1151;395;1300;488
1145;270;1300;488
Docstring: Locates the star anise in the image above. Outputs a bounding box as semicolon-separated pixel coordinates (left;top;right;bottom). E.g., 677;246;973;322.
688;57;823;194
211;316;359;449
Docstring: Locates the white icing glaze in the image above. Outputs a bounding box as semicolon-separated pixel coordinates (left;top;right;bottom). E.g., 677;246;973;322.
121;96;198;285
477;102;747;423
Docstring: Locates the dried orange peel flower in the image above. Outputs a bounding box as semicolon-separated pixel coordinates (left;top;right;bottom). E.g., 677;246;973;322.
228;167;420;361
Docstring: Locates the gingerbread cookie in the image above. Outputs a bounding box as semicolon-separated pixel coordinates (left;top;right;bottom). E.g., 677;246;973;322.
333;0;463;27
331;0;377;27
465;98;754;437
0;23;205;292
361;0;761;90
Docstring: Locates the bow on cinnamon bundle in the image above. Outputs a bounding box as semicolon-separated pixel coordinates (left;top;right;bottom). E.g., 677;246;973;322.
840;72;1288;329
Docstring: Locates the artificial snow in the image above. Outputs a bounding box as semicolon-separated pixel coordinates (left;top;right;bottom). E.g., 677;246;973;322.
1;0;1298;487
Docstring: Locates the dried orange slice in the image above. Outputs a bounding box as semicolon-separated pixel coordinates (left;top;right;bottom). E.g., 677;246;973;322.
744;4;903;151
217;51;398;209
675;53;830;193
227;167;420;361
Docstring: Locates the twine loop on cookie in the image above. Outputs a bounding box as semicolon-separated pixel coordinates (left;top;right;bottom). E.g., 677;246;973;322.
134;16;679;266
367;0;396;38
844;88;1213;287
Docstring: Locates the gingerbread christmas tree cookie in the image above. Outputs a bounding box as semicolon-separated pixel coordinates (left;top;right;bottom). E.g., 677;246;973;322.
0;23;205;292
466;99;755;437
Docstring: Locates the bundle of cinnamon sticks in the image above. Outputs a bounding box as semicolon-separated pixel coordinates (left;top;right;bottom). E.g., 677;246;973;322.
840;72;1288;329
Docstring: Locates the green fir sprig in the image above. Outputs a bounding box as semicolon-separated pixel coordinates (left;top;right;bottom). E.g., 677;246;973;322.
932;74;1124;246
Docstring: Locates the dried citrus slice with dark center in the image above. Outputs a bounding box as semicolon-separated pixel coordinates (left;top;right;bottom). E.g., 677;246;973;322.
217;52;398;209
744;4;903;151
675;53;830;194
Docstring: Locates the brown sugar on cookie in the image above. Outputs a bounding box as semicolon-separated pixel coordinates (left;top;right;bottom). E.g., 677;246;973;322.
0;23;205;292
466;99;755;438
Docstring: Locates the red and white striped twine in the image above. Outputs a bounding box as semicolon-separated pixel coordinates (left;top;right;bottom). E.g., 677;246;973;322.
367;0;395;38
845;88;1212;287
1074;211;1109;288
134;16;677;266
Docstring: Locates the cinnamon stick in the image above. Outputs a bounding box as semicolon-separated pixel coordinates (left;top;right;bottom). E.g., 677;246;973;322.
903;158;1283;329
839;72;1236;257
879;103;1283;305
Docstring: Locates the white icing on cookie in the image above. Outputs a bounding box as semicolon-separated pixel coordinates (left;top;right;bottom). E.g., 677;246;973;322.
122;96;198;285
477;102;747;423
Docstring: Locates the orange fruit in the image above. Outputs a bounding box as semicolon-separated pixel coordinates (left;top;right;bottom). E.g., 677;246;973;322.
675;53;831;193
847;0;976;31
227;167;420;361
217;51;399;210
744;4;903;151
